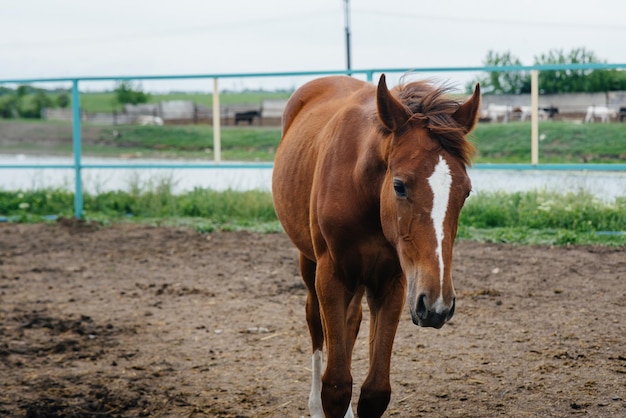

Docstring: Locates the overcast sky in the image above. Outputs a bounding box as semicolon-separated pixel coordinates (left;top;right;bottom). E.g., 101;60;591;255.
2;0;625;91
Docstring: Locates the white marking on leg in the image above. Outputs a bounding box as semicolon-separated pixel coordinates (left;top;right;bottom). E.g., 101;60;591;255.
427;155;451;301
309;350;324;418
308;349;354;418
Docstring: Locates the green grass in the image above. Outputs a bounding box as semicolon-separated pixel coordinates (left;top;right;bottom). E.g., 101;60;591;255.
101;120;626;163
0;185;281;233
94;125;281;160
458;190;626;245
1;187;624;245
471;121;626;164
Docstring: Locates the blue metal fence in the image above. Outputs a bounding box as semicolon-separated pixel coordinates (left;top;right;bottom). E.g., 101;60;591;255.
1;64;626;218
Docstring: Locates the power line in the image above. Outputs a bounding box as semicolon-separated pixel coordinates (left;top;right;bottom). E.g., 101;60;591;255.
354;9;626;32
0;9;339;50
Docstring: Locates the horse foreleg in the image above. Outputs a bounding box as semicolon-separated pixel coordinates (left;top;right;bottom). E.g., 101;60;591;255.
311;345;354;418
337;286;365;418
357;278;406;418
300;254;325;418
315;259;354;418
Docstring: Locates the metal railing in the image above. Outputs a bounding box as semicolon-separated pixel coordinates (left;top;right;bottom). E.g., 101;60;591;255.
2;63;626;218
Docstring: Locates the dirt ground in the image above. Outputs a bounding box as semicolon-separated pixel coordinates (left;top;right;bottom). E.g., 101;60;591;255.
1;221;625;417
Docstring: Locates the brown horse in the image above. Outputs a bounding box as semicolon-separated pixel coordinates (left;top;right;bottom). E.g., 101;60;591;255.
272;74;480;418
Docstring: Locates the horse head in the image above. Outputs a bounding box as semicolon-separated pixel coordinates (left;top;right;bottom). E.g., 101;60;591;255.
377;74;480;328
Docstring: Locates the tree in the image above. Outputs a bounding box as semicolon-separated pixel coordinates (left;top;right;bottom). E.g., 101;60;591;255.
0;95;19;118
469;47;626;94
535;47;626;93
15;85;29;99
0;85;28;118
114;81;150;105
466;50;530;94
30;90;54;118
0;86;70;119
56;91;70;108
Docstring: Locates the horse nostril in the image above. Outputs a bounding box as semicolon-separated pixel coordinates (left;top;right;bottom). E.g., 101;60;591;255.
446;298;456;322
416;294;428;320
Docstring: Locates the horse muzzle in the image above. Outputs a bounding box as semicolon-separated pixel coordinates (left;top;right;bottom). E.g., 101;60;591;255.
411;294;455;329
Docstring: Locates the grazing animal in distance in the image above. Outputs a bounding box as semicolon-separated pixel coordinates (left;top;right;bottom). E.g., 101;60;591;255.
486;103;512;122
542;106;559;119
272;74;480;418
135;115;164;126
234;110;261;125
584;105;616;123
518;106;550;121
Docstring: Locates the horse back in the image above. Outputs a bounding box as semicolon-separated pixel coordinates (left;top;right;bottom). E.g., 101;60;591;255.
282;76;368;133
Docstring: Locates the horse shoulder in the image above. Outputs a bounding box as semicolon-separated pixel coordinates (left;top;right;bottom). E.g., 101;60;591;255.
312;118;387;271
275;77;380;264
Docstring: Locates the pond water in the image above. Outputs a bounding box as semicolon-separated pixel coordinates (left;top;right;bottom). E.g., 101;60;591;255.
1;154;625;202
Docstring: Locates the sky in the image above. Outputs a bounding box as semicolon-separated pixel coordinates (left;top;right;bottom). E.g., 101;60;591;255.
2;0;626;92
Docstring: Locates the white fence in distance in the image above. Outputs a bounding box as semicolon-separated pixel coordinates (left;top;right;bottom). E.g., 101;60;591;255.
43;99;290;126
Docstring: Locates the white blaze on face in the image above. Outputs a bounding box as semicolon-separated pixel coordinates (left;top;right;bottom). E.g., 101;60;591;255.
427;155;452;299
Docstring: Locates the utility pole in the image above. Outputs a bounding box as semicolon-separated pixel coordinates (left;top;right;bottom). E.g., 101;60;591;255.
343;0;352;73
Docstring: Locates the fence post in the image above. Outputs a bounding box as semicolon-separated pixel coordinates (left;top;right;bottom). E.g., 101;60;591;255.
531;69;539;166
212;78;221;164
71;79;83;219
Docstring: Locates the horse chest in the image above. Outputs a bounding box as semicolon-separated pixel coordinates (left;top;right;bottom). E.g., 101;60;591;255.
326;235;401;287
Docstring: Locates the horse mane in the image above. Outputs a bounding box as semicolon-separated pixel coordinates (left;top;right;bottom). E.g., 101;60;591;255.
381;80;476;166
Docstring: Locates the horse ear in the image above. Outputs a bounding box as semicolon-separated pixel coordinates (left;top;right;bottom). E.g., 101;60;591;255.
377;74;409;132
453;83;481;134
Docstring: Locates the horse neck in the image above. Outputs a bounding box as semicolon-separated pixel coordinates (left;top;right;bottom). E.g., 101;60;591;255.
352;129;391;202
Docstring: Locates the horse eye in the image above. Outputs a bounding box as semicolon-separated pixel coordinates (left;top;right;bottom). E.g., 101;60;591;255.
393;179;408;198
